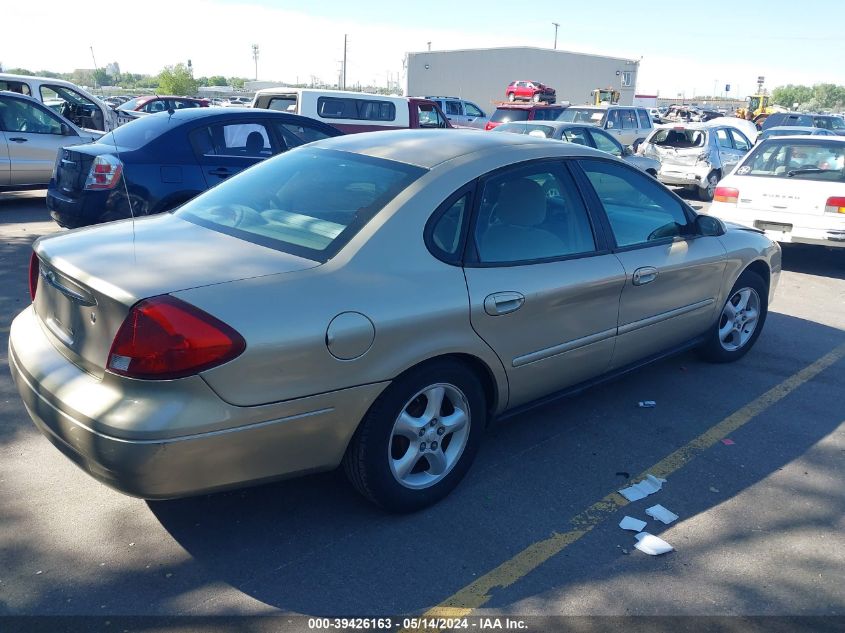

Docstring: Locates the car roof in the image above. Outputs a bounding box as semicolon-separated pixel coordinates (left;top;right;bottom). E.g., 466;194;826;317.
494;103;564;110
499;121;590;130
306;128;607;169
763;126;821;132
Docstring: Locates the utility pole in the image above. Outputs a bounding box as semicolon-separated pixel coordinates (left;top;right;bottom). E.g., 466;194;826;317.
342;34;348;90
552;23;560;50
252;44;259;81
427;41;431;51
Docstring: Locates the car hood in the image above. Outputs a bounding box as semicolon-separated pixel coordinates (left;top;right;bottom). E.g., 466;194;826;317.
35;212;321;307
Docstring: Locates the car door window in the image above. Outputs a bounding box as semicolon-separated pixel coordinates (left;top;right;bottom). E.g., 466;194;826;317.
272;121;334;149
0;81;31;96
588;130;622;157
418;104;447;128
474;163;596;263
620;110;637;130
605;109;621;129
728;129;751;152
715;128;733;149
637;109;653;129
465;102;483;117
561;127;591;146
580;159;691;247
445;101;462;116
191;122;273;158
0;97;63;134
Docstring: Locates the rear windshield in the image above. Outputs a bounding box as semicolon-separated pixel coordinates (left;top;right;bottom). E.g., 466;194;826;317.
760;128;816;139
97;116;171;149
649;128;706;148
736;140;845;182
491;108;529;123
175;148;426;261
267;97;297;112
117;97;145;111
558;108;605;125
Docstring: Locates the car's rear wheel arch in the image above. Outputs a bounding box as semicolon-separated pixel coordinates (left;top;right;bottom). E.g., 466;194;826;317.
394;353;499;420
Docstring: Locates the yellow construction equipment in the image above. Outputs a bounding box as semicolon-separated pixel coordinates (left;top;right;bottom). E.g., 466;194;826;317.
591;88;620;106
735;77;783;128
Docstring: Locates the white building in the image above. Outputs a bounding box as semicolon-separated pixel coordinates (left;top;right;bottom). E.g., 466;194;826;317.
406;46;640;112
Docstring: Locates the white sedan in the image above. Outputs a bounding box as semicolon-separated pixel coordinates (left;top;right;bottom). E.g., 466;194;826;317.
708;136;845;248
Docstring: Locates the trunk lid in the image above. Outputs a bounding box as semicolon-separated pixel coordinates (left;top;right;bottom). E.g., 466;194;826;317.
735;176;843;215
55;146;98;198
33;213;320;377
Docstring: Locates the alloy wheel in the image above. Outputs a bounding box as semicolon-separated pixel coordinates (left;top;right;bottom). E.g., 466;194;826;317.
718;287;761;352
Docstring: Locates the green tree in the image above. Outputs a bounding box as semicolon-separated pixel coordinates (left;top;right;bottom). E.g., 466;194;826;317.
207;75;228;86
228;77;246;89
157;63;198;95
93;68;111;87
4;67;34;76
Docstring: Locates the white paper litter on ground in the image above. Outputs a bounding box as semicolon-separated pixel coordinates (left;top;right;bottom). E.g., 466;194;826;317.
634;532;674;555
645;504;679;525
619;516;647;532
618;474;667;502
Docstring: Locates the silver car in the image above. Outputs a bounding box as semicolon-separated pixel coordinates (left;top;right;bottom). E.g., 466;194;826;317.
0;91;100;190
640;122;753;201
492;121;661;176
423;96;489;129
9;130;781;512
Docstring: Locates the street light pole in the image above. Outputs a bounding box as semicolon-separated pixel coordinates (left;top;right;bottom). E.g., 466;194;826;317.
252;44;259;81
343;34;347;91
552;22;560;49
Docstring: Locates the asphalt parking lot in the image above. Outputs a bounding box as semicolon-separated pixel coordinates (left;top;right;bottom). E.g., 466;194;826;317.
1;191;844;629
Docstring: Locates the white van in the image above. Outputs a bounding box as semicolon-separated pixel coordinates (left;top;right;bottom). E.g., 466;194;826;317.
0;73;132;132
252;88;452;133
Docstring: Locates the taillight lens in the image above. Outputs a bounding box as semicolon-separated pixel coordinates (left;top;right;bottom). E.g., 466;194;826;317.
28;251;39;301
824;196;845;214
714;187;739;204
107;296;246;380
485;122;494;131
84;154;123;190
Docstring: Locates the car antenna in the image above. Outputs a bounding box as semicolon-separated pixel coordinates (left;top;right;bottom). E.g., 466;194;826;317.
106;114;136;242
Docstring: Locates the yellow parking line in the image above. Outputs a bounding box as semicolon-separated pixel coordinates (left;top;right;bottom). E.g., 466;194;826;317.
421;342;845;621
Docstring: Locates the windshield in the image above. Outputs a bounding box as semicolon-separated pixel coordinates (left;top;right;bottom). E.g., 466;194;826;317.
491;109;529;123
176;148;426;261
117;97;145;111
736;141;845;182
558;108;605;125
649;128;706;148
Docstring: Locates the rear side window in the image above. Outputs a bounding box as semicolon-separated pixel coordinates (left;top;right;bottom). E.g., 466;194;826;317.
620;110;637;130
317;97;396;121
190;122;273;158
580;159;690;247
176;149;425;261
0;80;31;95
272;121;336;148
267;97;297;112
736;141;845;182
429;193;469;262
491;108;529;123
474;162;596;263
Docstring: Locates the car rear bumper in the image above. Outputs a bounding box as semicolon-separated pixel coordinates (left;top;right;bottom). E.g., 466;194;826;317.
9;306;388;499
46;187;110;228
709;204;845;248
657;164;711;188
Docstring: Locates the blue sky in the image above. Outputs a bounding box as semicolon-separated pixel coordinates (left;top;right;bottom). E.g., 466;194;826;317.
4;0;844;97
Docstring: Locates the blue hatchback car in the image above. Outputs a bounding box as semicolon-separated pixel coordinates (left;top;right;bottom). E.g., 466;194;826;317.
47;108;342;228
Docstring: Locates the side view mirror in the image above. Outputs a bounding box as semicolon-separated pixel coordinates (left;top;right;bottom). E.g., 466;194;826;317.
622;145;633;156
695;214;726;236
606;121;614;129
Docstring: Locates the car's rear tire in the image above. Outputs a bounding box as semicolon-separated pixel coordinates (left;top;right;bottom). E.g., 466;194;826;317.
343;360;486;512
698;171;719;201
532;93;541;103
507;93;515;102
698;270;768;363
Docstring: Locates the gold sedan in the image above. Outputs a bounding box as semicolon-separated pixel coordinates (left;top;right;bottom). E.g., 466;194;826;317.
9;130;781;511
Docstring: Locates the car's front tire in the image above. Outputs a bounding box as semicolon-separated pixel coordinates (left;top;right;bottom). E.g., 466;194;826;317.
699;270;768;363
343;359;486;512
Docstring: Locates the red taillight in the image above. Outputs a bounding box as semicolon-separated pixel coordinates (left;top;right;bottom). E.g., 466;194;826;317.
84;154;123;190
28;251;39;301
485;122;494;131
824;196;845;214
714;187;739;204
107;296;246;380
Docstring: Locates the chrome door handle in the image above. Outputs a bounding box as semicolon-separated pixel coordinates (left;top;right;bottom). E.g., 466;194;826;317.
9;137;28;143
632;266;658;286
484;292;525;316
